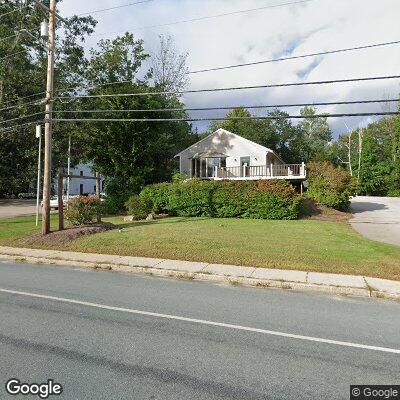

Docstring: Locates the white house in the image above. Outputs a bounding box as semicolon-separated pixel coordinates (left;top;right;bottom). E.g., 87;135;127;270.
175;128;306;181
65;163;105;196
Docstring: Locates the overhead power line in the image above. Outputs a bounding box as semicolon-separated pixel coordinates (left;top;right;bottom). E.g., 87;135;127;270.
93;0;313;37
0;8;19;19
75;0;154;17
0;112;44;125
0;120;42;134
0;31;24;43
52;111;400;123
189;39;400;74
5;98;397;124
0;98;43;113
0;49;27;61
51;98;400;114
55;75;400;100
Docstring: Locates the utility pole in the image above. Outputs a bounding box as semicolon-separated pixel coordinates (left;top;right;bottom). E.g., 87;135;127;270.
41;0;56;235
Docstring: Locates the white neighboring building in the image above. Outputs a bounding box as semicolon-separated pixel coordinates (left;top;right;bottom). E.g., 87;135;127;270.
175;128;306;181
66;163;105;196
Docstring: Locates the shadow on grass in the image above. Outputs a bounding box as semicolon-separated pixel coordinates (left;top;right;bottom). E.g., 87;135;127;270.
119;216;211;229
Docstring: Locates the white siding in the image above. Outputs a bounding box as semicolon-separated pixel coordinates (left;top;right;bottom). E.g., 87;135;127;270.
66;163;104;196
177;129;283;175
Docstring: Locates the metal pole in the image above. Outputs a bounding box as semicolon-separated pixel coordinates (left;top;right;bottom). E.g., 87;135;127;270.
66;134;71;204
41;0;56;235
35;125;42;227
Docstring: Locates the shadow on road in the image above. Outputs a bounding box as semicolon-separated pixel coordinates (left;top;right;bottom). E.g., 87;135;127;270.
351;202;388;214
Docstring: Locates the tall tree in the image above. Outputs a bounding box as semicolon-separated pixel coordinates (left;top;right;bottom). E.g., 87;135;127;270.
151;35;189;92
0;0;96;196
72;34;195;205
298;106;332;161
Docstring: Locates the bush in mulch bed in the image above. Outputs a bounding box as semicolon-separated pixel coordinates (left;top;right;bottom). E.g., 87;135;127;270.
65;195;102;226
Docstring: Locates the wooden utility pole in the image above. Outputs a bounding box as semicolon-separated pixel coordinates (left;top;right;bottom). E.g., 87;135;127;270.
41;0;56;235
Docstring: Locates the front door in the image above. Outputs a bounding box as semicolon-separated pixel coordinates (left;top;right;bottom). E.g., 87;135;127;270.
240;157;250;177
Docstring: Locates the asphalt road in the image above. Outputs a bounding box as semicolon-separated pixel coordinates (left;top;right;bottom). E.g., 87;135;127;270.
0;199;37;219
351;196;400;246
0;261;399;399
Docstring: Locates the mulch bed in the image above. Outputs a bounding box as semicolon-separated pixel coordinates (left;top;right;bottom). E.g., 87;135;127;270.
301;199;351;222
20;222;117;245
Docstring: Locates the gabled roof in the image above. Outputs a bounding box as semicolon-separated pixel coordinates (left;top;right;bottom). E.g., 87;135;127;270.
175;128;284;163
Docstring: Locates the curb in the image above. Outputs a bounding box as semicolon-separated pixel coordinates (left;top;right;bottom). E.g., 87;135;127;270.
0;247;399;301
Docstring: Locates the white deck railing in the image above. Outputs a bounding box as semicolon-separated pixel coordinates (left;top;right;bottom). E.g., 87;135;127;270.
213;163;306;180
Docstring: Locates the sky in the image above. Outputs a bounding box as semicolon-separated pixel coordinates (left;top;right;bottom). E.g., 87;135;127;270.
57;0;400;137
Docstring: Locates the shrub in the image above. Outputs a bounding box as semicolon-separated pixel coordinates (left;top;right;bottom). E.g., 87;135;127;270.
243;180;301;220
140;183;172;214
139;179;301;220
125;195;153;220
306;161;356;211
65;196;102;226
100;196;123;216
168;179;216;217
212;181;247;217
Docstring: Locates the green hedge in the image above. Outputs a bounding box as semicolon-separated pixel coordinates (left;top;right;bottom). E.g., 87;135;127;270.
136;179;301;220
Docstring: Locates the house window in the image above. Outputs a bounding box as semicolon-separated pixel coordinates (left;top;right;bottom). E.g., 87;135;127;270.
80;170;83;176
240;156;250;177
207;158;224;177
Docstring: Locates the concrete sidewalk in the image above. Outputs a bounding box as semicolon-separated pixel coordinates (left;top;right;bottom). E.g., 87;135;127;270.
0;246;399;301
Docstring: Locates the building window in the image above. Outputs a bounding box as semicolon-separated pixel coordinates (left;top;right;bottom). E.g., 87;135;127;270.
207;158;224;177
80;170;83;176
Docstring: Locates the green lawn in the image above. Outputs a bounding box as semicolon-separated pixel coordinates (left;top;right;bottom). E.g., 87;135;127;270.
1;215;400;280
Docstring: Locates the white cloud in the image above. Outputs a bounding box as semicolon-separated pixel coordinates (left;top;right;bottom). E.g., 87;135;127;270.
58;0;400;136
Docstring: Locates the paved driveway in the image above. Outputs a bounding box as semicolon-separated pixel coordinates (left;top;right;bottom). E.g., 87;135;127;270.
350;196;400;246
0;199;37;219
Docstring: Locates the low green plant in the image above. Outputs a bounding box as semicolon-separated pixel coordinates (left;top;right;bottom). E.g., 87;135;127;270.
65;196;102;226
125;195;153;220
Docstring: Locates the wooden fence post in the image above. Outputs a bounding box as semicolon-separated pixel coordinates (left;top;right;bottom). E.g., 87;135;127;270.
95;172;101;223
57;167;64;231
